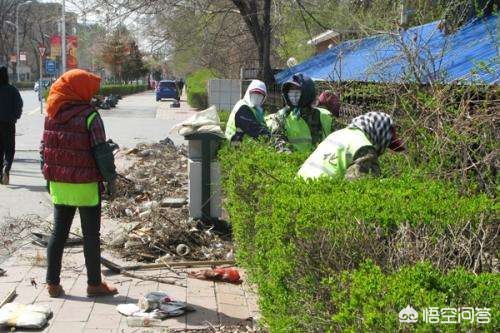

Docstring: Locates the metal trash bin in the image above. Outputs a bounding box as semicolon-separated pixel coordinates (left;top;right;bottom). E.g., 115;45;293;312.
184;133;223;221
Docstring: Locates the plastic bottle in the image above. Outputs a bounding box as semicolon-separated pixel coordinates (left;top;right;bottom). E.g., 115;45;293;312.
126;317;163;327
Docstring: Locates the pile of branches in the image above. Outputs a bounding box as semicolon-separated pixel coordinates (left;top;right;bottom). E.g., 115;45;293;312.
0;215;44;255
104;141;233;262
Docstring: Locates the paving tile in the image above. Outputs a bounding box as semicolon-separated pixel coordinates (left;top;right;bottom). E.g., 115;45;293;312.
187;278;215;297
186;303;220;329
48;321;86;333
217;293;247;306
215;281;246;296
85;313;122;329
55;301;94;322
218;303;250;320
161;316;186;330
0;264;31;283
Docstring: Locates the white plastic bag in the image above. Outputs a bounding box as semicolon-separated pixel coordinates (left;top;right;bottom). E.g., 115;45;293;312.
0;303;52;329
172;105;224;137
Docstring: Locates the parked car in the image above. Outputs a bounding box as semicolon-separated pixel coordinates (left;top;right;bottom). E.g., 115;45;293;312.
156;80;179;101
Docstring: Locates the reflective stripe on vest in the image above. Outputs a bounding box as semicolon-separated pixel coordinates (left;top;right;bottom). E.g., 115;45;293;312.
297;127;373;179
225;100;265;141
284;108;334;152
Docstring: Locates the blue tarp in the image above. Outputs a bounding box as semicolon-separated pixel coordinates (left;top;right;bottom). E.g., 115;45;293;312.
275;15;498;85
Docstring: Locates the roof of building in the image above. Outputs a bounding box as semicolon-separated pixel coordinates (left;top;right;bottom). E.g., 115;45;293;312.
276;15;498;85
307;30;340;46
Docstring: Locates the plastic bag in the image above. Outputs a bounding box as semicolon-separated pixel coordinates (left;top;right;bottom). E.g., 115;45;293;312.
171;105;225;137
0;303;52;329
117;292;194;320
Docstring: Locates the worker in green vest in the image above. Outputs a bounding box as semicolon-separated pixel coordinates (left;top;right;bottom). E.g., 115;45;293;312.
225;79;270;143
298;112;405;180
267;74;335;152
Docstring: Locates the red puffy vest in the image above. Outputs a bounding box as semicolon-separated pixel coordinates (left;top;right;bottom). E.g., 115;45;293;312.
42;104;103;183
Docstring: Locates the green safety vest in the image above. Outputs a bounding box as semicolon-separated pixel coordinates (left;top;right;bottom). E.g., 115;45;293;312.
297;127;373;179
225;100;266;141
49;112;100;207
283;107;333;152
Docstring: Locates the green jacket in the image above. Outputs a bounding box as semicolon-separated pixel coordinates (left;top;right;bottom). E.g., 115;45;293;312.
267;74;334;152
298;127;377;179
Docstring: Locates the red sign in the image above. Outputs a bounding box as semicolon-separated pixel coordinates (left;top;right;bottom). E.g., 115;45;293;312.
66;35;78;69
38;46;46;57
50;36;61;59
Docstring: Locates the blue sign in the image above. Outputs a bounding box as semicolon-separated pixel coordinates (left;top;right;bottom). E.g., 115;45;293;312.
45;60;57;75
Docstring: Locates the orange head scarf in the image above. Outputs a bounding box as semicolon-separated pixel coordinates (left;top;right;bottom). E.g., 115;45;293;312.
46;69;101;119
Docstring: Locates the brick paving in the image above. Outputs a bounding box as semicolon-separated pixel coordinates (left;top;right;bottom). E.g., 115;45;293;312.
0;217;259;332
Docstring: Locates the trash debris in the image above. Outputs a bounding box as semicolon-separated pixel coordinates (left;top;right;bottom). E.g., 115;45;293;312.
117;291;195;325
31;232;83;247
30;278;38;289
175;244;190;257
0;268;5;277
0;303;52;329
0;289;16;308
104;141;233;262
188;268;242;284
160;197;187;207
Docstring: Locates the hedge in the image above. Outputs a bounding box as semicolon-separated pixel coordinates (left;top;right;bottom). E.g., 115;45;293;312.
186;68;217;109
99;84;148;96
219;141;498;332
13;81;36;90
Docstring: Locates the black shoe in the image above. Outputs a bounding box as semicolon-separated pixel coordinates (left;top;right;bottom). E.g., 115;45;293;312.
2;172;9;185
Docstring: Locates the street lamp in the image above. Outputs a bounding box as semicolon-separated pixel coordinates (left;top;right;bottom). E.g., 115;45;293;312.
15;0;33;82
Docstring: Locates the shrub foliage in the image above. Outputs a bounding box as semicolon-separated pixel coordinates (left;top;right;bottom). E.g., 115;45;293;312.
186;68;217;109
219;141;498;332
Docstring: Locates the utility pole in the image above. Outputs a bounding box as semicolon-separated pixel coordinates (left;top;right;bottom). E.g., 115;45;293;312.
61;0;66;74
15;1;32;82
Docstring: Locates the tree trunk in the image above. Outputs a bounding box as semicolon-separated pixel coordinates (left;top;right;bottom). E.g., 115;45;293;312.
231;0;274;87
261;0;274;86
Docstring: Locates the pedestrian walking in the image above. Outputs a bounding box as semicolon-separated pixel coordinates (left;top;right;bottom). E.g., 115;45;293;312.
0;66;23;185
41;69;118;297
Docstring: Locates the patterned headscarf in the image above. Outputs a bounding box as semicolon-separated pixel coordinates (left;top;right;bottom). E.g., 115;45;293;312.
348;112;395;154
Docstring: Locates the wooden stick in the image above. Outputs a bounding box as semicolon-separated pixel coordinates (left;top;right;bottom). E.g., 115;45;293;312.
101;257;235;273
121;270;186;287
122;259;236;271
0;288;17;308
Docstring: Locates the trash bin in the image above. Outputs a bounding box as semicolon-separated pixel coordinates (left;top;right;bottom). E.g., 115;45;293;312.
184;133;223;221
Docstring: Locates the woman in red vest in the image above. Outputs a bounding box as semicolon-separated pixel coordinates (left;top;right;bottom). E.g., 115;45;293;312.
41;69;118;297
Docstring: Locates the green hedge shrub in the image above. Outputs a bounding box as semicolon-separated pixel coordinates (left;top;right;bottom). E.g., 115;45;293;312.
99;84;148;96
186;68;217;109
13;81;36;90
219;141;498;332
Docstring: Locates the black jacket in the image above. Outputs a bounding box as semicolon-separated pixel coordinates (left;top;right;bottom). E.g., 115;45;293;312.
232;104;270;142
0;84;23;123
